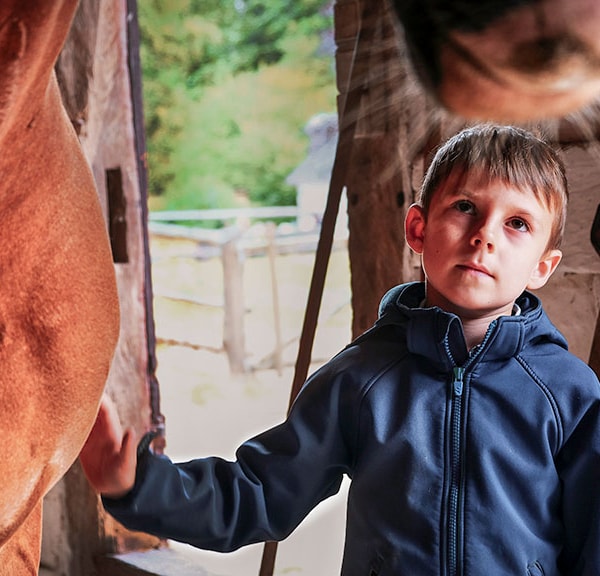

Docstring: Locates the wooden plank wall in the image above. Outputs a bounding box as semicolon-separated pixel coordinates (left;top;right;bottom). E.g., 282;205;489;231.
334;0;600;365
40;1;160;574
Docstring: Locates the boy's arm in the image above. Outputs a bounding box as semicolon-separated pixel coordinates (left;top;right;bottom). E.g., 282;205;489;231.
96;359;357;552
79;396;138;499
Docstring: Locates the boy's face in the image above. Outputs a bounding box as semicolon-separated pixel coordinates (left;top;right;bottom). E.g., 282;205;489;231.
405;173;562;321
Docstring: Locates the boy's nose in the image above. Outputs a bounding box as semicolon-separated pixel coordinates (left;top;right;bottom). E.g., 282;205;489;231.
470;223;495;250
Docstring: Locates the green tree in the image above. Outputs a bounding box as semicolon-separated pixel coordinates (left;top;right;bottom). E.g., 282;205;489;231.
166;49;334;210
221;0;332;73
139;0;335;209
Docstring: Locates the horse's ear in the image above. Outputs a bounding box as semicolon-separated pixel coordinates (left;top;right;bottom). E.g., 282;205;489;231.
405;204;426;255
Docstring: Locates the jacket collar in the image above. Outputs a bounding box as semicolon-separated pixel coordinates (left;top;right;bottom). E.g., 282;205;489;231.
376;282;567;371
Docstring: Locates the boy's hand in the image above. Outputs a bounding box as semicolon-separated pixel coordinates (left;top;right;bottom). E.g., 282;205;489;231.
79;396;137;499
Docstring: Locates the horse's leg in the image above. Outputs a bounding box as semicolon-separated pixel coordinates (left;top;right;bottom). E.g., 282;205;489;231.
0;502;42;576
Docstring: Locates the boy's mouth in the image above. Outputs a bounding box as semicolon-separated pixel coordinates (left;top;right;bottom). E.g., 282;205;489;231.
457;263;494;277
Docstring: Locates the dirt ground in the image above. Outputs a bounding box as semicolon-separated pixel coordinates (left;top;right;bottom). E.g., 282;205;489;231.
150;232;353;576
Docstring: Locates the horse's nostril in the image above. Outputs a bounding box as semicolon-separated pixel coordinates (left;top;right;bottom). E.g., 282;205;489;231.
509;35;587;74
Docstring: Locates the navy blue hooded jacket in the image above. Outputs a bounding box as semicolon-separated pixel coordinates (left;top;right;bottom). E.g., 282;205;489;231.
104;282;600;575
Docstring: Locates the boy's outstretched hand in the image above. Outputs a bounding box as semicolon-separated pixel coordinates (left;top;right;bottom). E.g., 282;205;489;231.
79;395;138;499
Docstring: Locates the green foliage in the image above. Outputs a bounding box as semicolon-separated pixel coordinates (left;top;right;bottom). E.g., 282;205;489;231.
224;0;332;73
139;0;335;209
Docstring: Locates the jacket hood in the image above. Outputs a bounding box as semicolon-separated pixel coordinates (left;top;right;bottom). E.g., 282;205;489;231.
376;282;568;370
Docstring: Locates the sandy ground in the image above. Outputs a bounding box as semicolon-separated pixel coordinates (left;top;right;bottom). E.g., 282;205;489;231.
150;233;353;576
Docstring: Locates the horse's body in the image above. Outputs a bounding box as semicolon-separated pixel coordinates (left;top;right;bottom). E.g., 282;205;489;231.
0;2;119;573
391;0;600;121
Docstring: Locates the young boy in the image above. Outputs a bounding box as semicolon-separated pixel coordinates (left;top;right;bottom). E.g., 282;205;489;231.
81;125;600;575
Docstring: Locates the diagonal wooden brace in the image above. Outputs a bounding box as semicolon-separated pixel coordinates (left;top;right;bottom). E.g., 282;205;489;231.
257;1;381;574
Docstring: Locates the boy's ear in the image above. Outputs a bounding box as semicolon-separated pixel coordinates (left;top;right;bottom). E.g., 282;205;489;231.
405;203;426;255
527;249;562;290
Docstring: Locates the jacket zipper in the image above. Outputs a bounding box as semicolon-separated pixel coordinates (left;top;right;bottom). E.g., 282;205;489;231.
448;366;465;576
442;319;495;576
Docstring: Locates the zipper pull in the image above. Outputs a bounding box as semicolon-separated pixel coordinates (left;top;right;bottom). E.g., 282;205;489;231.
453;367;464;396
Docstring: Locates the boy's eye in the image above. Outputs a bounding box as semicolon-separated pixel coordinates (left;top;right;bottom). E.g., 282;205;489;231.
454;200;475;214
507;217;529;232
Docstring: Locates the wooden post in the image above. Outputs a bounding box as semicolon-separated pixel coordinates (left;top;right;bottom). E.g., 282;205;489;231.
267;223;283;375
340;0;407;338
222;233;246;374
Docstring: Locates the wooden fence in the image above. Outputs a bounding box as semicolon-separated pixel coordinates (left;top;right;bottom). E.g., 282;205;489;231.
148;207;348;374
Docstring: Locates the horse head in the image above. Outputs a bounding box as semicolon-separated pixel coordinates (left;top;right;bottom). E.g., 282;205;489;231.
391;0;600;121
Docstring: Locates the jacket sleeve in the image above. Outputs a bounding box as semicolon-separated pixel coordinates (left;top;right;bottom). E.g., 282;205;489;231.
555;365;600;575
102;361;356;552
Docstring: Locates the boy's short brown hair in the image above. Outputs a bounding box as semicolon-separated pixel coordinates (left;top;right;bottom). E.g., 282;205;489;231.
418;125;569;250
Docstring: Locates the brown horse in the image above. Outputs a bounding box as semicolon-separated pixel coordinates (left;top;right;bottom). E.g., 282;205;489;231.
3;0;600;574
0;1;119;574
